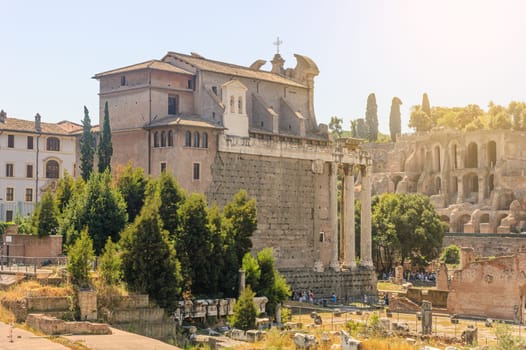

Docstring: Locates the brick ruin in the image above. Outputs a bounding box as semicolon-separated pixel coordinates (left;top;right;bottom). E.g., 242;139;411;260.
437;247;526;321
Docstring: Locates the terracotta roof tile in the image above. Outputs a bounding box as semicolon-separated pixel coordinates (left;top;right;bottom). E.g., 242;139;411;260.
148;115;223;129
0;117;75;135
165;52;307;88
93;60;194;78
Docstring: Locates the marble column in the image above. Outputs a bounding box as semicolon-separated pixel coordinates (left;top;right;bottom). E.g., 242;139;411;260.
329;162;340;271
343;165;356;268
360;166;373;268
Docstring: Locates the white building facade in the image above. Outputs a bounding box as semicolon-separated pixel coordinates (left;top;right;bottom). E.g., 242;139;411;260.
0;111;78;221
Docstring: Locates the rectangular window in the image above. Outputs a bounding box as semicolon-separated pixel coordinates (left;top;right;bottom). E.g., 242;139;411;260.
6;187;14;201
193;163;200;180
6;164;13;177
25;188;33;202
160;162;167;173
27;136;34;149
7;134;14;148
6;210;13;222
187;79;193;89
26;164;33;178
168;96;178;115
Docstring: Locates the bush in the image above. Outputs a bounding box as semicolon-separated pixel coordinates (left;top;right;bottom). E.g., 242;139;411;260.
440;245;460;265
229;286;257;330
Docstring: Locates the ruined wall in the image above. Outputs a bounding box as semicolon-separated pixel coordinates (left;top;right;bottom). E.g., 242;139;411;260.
447;253;526;320
206;152;330;269
1;234;62;257
443;234;526;257
280;268;377;299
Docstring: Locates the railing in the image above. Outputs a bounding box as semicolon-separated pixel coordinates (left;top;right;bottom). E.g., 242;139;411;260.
0;256;67;274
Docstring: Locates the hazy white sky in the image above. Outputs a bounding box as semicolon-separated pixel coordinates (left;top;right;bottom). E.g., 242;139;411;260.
2;0;526;134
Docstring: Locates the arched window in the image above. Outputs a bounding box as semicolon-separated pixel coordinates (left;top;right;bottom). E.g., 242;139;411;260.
230;96;235;113
193;132;200;148
161;131;166;147
168;130;173;147
46;137;60;151
154;131;159;147
238;97;243;114
46;160;59;179
202;132;208;148
185;131;192;147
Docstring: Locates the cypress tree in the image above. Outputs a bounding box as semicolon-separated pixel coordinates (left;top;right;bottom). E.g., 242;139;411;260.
422;93;431;117
80;106;95;181
365;93;378;141
98;101;113;173
389;97;402;142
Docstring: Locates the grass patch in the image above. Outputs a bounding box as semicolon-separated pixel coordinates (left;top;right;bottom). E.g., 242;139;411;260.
377;282;404;291
0;280;71;302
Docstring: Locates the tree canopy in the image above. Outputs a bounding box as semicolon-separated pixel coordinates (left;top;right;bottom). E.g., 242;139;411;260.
372;193;446;272
119;194;182;311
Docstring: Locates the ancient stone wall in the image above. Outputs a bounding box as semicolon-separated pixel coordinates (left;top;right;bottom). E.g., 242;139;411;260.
447;252;526;320
206;152;330;269
26;314;110;335
279;268;377;299
443;234;526;257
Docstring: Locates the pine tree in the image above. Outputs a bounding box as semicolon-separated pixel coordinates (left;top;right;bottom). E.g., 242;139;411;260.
67;228;95;288
229;286;257;330
365;93;378;141
176;193;213;294
33;191;59;237
153;171;186;237
98;237;122;286
116;162;148;223
55;170;75;213
98;101;113;173
389;97;402;142
223;190;257;264
120;194;182;311
80;106;95;181
61;172;127;254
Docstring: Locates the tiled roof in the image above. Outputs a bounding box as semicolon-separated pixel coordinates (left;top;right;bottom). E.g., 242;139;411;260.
93;60;194;78
164;52;307;88
0;117;76;135
147;114;223;130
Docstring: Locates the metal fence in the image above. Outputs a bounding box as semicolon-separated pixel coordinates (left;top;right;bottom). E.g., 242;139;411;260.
0;255;67;274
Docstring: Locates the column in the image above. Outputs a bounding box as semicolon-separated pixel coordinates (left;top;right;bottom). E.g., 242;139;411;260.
360;166;373;268
329;162;340;271
343;165;356;268
456;177;464;204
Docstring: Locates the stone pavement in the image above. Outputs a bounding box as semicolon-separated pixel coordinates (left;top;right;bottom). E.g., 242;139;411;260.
0;322;183;350
0;322;68;349
64;327;183;350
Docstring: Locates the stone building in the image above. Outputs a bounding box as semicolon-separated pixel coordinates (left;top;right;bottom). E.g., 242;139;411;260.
365;127;526;235
93;51;377;297
0;110;79;221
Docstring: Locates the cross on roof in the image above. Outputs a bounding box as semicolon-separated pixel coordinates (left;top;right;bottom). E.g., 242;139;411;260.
273;36;283;54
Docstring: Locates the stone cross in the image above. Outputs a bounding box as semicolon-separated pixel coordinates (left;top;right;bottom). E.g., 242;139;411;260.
273;36;283;54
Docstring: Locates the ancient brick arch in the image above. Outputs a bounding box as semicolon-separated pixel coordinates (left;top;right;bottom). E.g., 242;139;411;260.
465;142;478;168
487;140;497;168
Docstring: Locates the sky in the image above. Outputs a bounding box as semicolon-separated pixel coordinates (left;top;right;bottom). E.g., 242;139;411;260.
2;0;526;134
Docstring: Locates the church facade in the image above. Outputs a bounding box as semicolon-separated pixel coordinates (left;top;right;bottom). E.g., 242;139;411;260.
94;51;377;298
